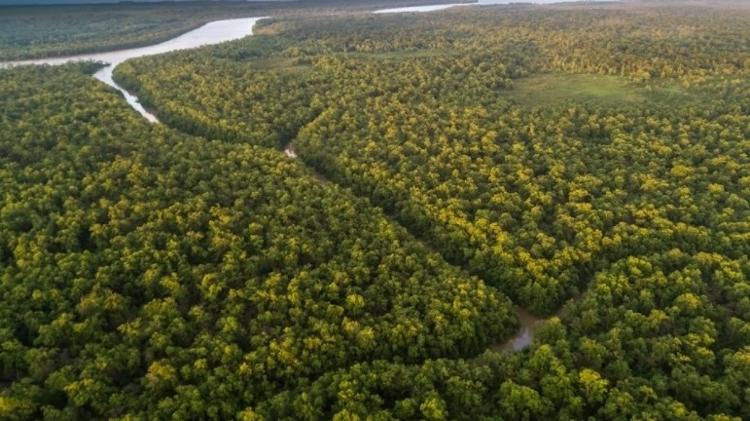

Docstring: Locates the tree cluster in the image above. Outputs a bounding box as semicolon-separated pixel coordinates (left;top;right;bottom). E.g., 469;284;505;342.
0;64;515;419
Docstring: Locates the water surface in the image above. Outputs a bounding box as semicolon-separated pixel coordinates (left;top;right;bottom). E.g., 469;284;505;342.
285;143;298;158
2;9;570;354
493;307;545;352
374;0;608;14
373;3;470;13
2;17;265;122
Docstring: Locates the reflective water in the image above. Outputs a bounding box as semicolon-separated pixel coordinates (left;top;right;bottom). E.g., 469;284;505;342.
2;17;266;122
374;1;607;14
493;307;546;352
284;143;298;158
0;8;574;354
373;4;470;14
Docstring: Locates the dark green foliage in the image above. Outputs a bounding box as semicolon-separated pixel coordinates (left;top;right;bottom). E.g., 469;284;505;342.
255;251;750;420
0;2;269;61
0;64;515;419
0;1;450;61
2;2;750;420
116;5;750;312
112;4;750;419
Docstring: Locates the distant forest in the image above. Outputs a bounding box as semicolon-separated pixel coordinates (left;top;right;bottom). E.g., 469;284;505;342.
0;0;445;61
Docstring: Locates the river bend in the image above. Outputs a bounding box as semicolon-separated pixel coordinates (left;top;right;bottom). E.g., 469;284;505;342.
1;17;266;123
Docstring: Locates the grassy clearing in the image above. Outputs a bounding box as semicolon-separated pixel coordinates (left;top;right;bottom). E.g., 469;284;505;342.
506;73;698;108
507;73;644;107
247;57;312;74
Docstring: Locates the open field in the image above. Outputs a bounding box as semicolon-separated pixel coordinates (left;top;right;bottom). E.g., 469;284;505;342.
508;73;645;106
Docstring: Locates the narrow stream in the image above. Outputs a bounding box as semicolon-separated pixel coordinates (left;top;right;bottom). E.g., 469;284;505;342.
284;143;298;159
1;9;557;353
494;308;546;352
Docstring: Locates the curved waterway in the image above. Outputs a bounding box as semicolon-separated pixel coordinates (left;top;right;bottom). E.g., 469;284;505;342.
1;17;267;123
1;10;556;353
373;3;471;14
373;0;608;14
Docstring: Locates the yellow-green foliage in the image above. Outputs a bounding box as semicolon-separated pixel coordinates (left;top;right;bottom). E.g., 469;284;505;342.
3;2;750;420
0;64;515;419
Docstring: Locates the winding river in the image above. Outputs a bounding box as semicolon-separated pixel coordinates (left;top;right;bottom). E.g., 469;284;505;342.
0;6;563;353
374;0;607;14
2;17;266;123
1;2;603;120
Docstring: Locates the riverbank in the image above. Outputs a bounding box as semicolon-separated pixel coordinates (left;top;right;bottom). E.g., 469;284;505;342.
2;11;547;355
1;17;265;122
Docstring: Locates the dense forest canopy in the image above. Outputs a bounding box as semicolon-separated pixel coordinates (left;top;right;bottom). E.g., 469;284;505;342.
0;64;516;419
2;0;750;419
116;5;750;313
